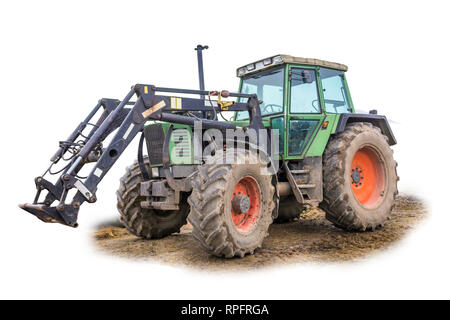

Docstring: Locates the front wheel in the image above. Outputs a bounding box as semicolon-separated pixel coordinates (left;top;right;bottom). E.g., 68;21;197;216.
188;150;276;258
320;122;398;231
116;158;189;239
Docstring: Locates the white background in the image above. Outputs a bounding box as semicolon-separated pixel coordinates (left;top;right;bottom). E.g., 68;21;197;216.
0;0;449;299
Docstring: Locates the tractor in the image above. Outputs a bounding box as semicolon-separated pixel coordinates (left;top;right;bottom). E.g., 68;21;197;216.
20;46;398;258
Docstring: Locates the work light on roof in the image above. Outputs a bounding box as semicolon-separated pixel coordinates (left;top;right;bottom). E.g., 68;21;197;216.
272;55;283;64
237;55;284;77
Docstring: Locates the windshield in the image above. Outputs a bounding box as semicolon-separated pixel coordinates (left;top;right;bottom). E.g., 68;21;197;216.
236;67;284;121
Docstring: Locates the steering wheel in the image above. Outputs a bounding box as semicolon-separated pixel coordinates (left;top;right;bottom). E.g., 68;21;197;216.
262;104;283;114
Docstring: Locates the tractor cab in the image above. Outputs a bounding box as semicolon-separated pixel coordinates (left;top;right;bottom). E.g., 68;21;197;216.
234;55;354;159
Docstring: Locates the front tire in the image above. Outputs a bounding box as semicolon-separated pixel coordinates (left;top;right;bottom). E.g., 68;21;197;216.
116;158;189;239
188;150;276;258
320;122;398;231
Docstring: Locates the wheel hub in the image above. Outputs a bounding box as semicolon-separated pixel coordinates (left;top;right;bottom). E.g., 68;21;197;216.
351;168;363;185
350;147;386;208
231;195;250;214
230;176;261;233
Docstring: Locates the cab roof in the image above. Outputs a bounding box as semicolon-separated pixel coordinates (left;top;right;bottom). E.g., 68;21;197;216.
236;54;348;77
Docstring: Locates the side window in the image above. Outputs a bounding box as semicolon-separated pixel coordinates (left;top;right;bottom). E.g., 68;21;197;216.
290;68;320;114
320;68;352;113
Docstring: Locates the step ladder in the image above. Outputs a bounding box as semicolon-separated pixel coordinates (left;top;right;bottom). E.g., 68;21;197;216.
282;161;316;205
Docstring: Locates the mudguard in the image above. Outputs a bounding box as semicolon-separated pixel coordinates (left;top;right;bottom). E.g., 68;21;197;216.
335;113;397;145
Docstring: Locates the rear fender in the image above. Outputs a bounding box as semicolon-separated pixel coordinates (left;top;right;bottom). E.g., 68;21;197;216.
335;114;397;145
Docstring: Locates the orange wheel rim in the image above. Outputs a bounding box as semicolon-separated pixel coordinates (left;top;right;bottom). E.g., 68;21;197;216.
350;147;386;208
230;176;261;232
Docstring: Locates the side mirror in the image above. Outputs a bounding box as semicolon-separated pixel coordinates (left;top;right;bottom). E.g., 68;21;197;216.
291;70;314;84
301;70;313;83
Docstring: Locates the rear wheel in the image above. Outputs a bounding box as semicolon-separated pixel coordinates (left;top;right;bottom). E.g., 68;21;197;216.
320;122;398;231
116;158;189;239
188;150;276;258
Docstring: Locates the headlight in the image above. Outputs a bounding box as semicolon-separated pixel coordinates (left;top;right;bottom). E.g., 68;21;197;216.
237;55;285;77
255;61;264;70
272;55;283;64
263;58;272;66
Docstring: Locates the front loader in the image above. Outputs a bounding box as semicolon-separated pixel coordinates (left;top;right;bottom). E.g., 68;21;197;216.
20;46;398;258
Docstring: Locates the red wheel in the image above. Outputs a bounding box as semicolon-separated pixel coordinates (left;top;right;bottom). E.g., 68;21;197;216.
321;123;398;231
230;176;261;233
188;150;276;258
350;146;386;208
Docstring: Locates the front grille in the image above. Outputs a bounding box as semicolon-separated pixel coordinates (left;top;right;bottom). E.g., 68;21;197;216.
144;124;165;165
171;129;191;163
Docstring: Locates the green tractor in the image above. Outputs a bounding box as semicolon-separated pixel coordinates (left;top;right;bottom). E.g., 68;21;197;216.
20;47;398;258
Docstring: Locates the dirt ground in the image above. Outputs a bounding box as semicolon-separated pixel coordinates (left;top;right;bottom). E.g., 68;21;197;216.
93;194;427;271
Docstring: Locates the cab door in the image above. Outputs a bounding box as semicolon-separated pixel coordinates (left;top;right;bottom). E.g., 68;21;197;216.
285;66;326;159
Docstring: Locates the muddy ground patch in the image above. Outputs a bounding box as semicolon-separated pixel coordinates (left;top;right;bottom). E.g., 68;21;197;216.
93;195;427;271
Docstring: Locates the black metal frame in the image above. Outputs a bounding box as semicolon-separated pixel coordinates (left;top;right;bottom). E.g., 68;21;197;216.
20;85;263;227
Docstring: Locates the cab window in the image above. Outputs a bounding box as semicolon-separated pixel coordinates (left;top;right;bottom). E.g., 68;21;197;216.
320;68;352;113
236;67;284;120
289;68;320;114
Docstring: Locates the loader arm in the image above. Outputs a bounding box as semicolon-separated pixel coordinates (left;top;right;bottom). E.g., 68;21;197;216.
20;84;262;227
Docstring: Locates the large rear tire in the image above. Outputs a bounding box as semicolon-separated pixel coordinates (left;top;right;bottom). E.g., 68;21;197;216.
188;150;276;258
116;158;189;239
320;122;398;231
